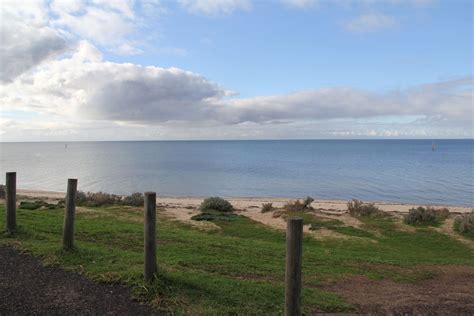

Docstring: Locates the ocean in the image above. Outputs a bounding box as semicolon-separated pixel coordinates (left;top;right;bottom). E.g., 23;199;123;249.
0;139;472;206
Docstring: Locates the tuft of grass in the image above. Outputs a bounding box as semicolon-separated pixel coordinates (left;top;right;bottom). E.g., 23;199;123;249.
261;203;274;213
284;197;314;212
404;207;449;226
347;199;385;217
454;212;474;239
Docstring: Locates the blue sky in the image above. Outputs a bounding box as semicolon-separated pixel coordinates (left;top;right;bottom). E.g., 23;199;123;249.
107;0;472;96
0;0;472;141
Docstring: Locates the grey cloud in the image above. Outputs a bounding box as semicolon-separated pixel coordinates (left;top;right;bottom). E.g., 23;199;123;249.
0;6;68;83
2;42;471;138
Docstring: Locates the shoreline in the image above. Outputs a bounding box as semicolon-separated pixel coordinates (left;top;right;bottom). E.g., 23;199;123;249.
17;189;473;214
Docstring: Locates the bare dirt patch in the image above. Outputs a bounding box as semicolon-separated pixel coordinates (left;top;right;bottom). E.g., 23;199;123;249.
321;265;474;315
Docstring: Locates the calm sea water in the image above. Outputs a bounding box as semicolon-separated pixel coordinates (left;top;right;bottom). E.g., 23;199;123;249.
0;140;472;206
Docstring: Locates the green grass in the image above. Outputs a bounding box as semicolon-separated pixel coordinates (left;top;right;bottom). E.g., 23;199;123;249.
1;203;473;314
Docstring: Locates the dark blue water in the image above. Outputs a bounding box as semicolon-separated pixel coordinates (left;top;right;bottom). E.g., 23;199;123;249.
0;140;472;206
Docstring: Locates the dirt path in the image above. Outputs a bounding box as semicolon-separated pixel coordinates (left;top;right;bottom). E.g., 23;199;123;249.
0;246;165;315
321;265;474;315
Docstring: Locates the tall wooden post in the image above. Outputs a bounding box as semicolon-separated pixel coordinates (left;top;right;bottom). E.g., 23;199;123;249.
285;218;303;316
5;172;16;234
144;192;157;282
62;179;77;250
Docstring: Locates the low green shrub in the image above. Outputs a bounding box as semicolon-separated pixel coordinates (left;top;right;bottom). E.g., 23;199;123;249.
347;199;384;217
0;185;5;199
284;196;314;212
199;197;234;213
261;203;274;213
454;212;474;234
76;191;145;207
404;206;449;226
76;191;120;207
122;192;144;207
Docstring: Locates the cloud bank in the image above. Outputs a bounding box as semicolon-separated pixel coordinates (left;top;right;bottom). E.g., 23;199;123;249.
0;0;472;141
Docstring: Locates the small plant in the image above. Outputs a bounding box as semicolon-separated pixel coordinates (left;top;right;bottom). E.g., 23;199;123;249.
284;196;314;212
347;199;384;217
261;203;274;213
199;197;234;213
122;192;144;207
404;206;449;226
454;212;474;234
0;184;5;199
191;197;235;222
303;196;314;208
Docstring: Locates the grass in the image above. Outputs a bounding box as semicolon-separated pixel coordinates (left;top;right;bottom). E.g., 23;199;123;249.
454;212;474;240
1;203;473;314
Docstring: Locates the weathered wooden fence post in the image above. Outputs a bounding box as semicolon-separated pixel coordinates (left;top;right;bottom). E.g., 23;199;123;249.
62;178;77;250
285;217;303;316
5;172;16;234
144;191;157;282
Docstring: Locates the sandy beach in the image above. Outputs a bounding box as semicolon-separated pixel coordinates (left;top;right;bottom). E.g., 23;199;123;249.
18;189;473;214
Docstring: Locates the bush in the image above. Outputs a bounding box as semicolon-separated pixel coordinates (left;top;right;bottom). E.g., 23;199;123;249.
404;206;449;226
0;185;5;199
76;191;121;207
199;197;234;213
284;197;314;212
122;192;144;207
454;212;474;234
347;199;384;217
261;203;274;213
76;191;144;207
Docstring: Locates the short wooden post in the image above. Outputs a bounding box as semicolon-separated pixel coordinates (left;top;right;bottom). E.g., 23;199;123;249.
5;172;16;234
144;191;157;282
285;218;303;316
62;179;77;250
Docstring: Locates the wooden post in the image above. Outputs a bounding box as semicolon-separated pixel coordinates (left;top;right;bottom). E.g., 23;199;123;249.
5;172;16;234
62;178;77;250
285;218;303;316
144;191;157;282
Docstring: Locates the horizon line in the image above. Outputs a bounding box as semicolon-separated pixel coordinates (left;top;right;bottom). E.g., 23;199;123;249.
1;138;473;143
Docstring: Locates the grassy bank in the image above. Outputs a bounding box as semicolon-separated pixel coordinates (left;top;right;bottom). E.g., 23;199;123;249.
1;203;473;314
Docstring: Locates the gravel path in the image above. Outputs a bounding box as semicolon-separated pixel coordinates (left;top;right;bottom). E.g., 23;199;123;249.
0;246;165;315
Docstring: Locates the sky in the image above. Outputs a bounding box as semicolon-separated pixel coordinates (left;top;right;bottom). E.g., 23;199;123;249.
0;0;473;141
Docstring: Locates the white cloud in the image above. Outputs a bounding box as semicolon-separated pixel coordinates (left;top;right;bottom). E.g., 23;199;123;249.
0;1;68;82
344;12;398;32
52;6;135;46
282;0;319;9
2;42;472;136
178;0;252;15
1;41;228;123
48;0;162;54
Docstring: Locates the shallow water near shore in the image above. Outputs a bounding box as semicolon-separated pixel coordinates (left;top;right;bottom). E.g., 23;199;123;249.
0;139;472;206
